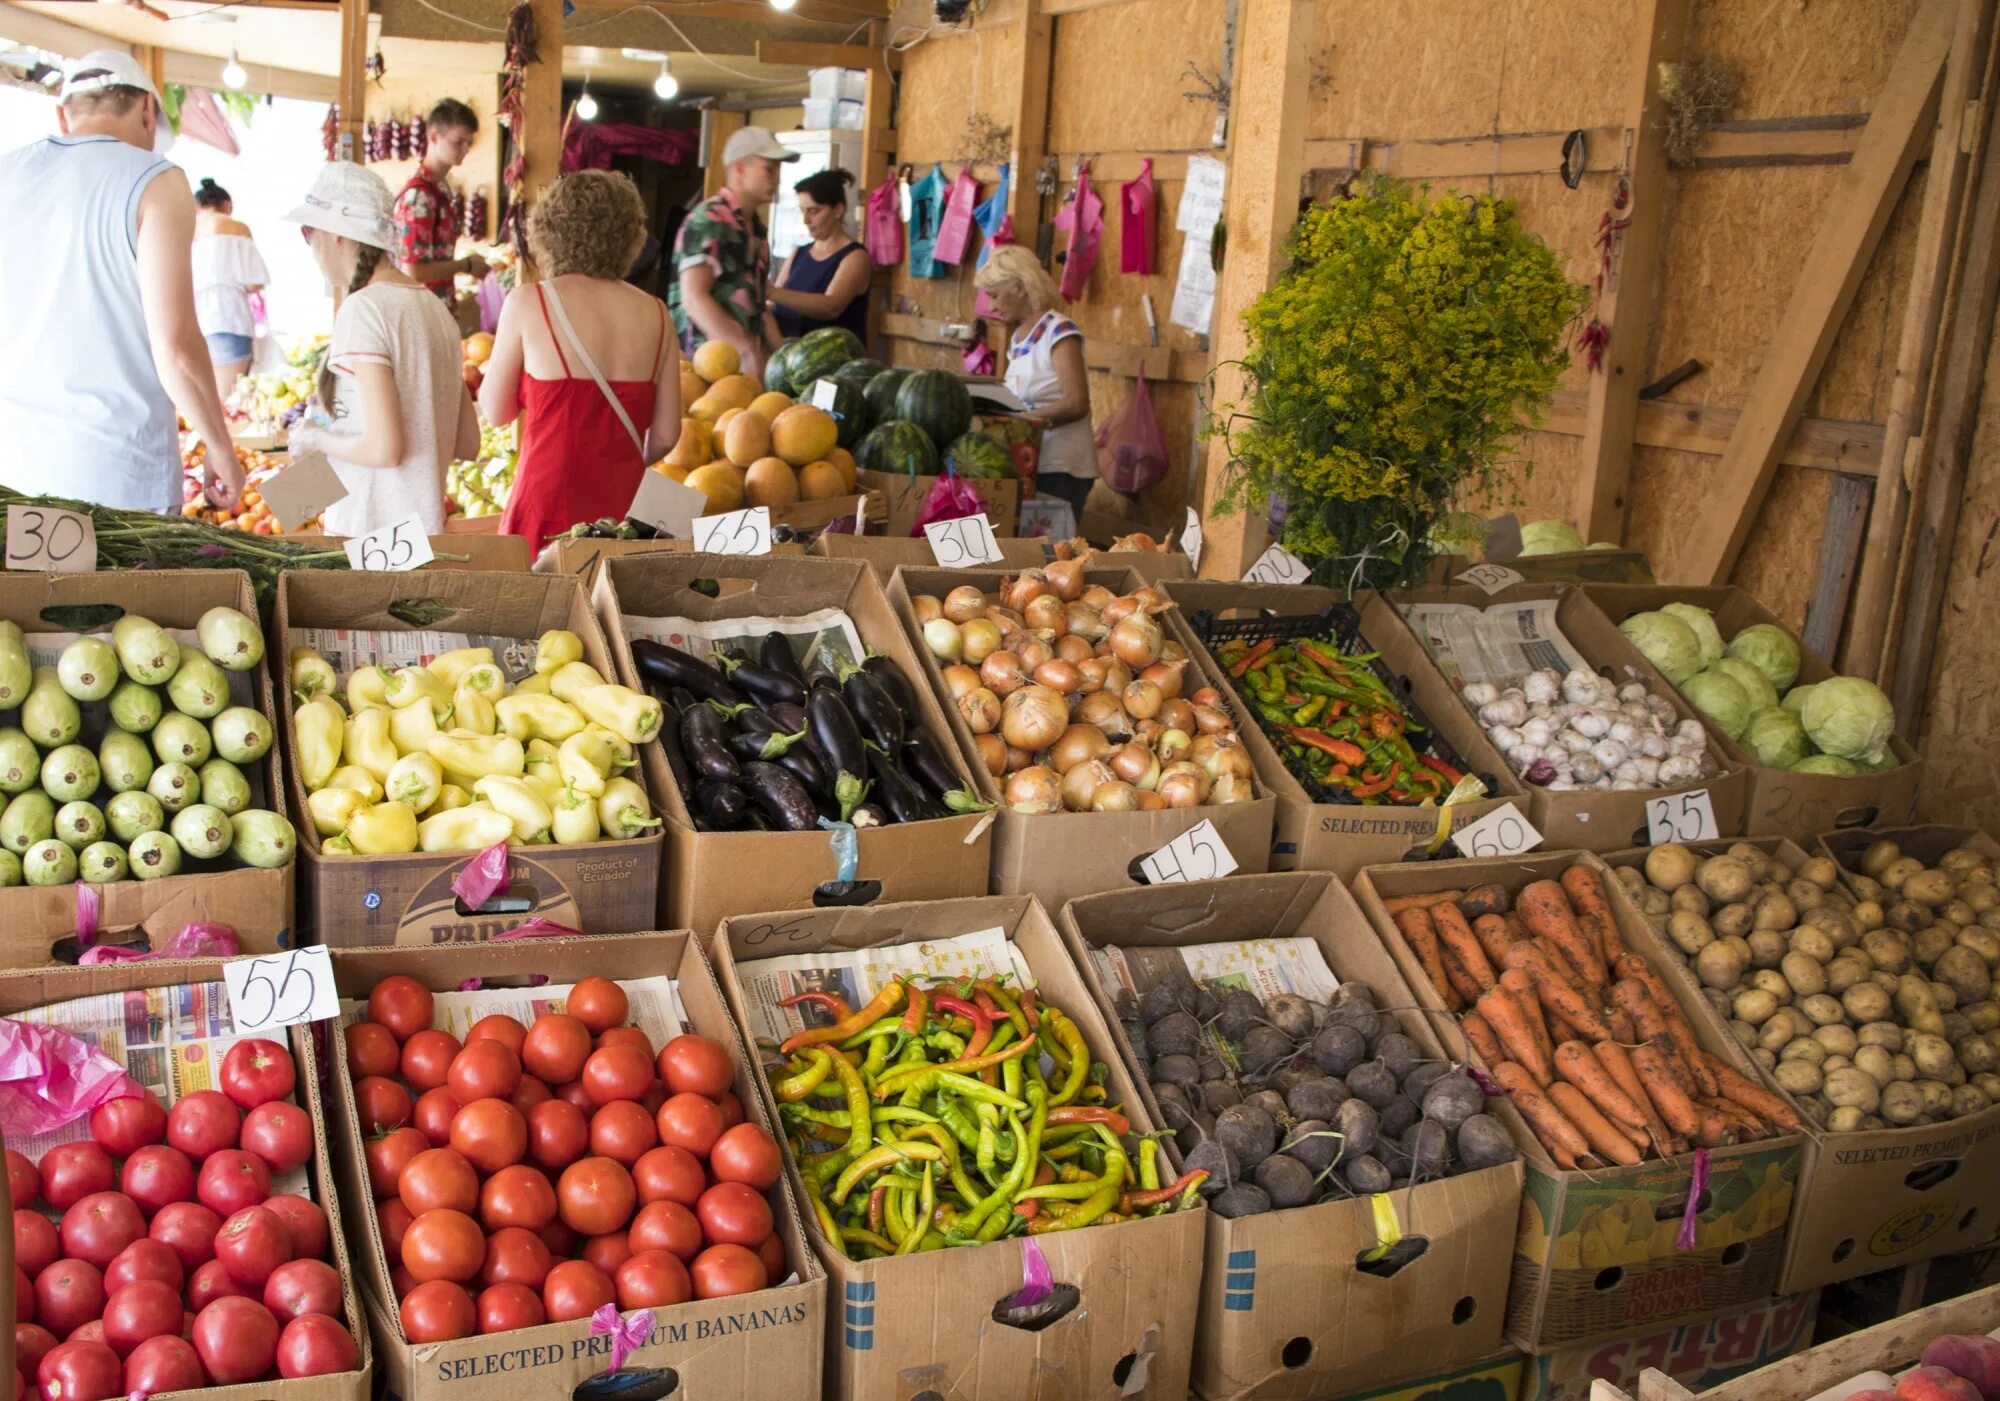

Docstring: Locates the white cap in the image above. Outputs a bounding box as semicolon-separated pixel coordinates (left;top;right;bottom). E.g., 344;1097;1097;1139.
722;126;796;166
58;49;161;106
283;161;396;251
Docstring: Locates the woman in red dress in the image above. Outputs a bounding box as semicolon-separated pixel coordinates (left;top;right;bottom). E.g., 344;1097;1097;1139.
479;171;681;555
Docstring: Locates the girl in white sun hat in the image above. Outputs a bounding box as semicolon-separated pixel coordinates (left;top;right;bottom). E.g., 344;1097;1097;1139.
284;162;477;538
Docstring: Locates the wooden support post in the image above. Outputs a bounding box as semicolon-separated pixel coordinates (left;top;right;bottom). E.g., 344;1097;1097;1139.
1005;0;1053;233
1194;0;1311;580
1573;0;1689;544
135;45;165;99
1681;4;1954;585
336;0;368;164
519;0;564;210
1800;474;1874;657
704;109;746;199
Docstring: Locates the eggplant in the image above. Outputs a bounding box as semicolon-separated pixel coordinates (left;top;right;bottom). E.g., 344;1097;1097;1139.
759;632;807;689
806;683;868;817
904;730;966;801
868;748;937;825
680;704;740;782
766;701;809;735
739;761;821;831
776;745;830;800
850;803;890;829
728;726;809;762
841;665;905;752
656;703;696;800
718;655;804;709
862;654;924;732
694;780;749;829
665;687;701;714
631;640;746;708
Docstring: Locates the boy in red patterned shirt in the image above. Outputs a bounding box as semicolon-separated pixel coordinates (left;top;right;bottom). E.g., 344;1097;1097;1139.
393;98;487;299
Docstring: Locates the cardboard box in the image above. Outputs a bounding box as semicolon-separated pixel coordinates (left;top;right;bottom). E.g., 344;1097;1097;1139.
1352;852;1801;1351
274;569;663;945
1388;585;1749;851
1071;550;1197;585
287;533;533;572
861;469;1019;536
809;533;1052;576
323;930;825;1401
885;565;1277;909
1520;1289;1819;1401
1580;585;1921;842
1058;873;1523;1400
0;954;373;1401
0;569;294;967
591;553;993;932
1162;579;1527;880
1329;1353;1524;1401
533;535;808;575
1439;550;1656;588
711;893;1204;1401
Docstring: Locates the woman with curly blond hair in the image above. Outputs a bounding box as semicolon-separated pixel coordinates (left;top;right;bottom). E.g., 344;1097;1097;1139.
481;169;681;553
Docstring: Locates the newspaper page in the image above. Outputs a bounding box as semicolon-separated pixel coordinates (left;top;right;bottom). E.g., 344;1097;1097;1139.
1085;937;1338;1012
298;627;542;683
337;974;688;1046
1398;599;1591;689
620;608;864;678
734;926;1034;1052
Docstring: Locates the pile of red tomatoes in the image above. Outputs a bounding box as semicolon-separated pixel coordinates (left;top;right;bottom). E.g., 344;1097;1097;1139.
345;974;785;1345
9;1036;357;1401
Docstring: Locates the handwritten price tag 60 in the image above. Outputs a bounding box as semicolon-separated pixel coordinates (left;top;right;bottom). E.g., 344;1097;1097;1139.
1647;789;1720;845
693;507;772;556
6;506;95;573
1451;803;1542;859
223;947;340;1033
924;514;1003;567
1140;818;1238;885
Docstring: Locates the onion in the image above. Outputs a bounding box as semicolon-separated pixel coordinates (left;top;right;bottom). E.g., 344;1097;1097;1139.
944;585;989;624
1161;639;1187;664
1024;594;1067;633
1012;636;1053;671
1195;735;1253;782
1134;789;1166;811
1090;780;1139;812
1191;703;1234;735
1156;698;1195;733
981;650;1029;697
1099;658;1134;694
1049;723;1111;774
1073;656;1110;694
1054;633;1095;666
1140;658;1186;699
1109;615;1163;668
959;618;1003;664
941;664;982;700
1064;603;1106;642
1132;586;1168;613
1075;691;1131;738
1156;727;1193;764
1133;719;1166;748
912;594;943;625
1006;745;1034;772
1034;659;1082;694
924;617;964;663
1210;772;1255;804
957;687;1001;734
1001;685;1069;752
1102;595;1140;626
1044;557;1087;602
1122;678;1163;720
1004;570;1053;612
1158;762;1209;808
1190;686;1222;709
985;604;1025;631
974;733;1008;776
1079;585;1117;612
1004;765;1063;815
1061;759;1117;812
1107;740;1160;791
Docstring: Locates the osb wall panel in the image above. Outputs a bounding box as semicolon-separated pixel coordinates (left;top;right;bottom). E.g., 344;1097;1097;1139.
1691;0;1925;120
892;26;1024;166
1046;0;1228;154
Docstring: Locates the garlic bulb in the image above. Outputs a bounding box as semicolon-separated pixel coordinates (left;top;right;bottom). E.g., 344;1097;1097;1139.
1461;681;1500;708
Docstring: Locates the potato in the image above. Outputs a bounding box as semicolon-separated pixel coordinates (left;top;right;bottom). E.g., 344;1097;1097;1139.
1953;1084;1991;1117
1667;911;1716;957
1730;1019;1758;1051
1896;975;1947;1035
1697;856;1754;904
1842;983;1893;1023
1853;1045;1896;1086
1936;983;1961;1013
1917;1079;1955;1116
1942;901;1977;928
1786;879;1825;914
1889;900;1935;934
1854;899;1886;932
1750;969;1793;1001
1828;1105;1868;1132
1759;1009;1807;1053
1825;1066;1884;1112
1893;1053;1918;1082
1781;952;1828;998
1966;1000;2000;1032
1800;1099;1829;1128
1790;926;1836;964
1613;866;1647;894
1774;1060;1823;1096
1800;994;1847;1027
1753;1048;1776;1071
1638;887;1671;917
1859;1022;1905;1052
1733;988;1780;1025
1881;1081;1927;1125
1823;1054;1853;1075
1941;847;1985;874
1647;913;1671;939
1705;989;1733;1020
1747;929;1787;969
1957;928;2000;966
1974;1071;2000;1101
1814;1024;1859;1058
1963;882;1999;914
1861;840;1902;878
1827;959;1871;995
1903;870;1958;908
1862;930;1912;973
1713;903;1754;940
1799;856;1840;890
1670;885;1712;919
1754;892;1799;932
1983;909;2000;931
1913;926;1958;969
1910;1031;1958;1078
1728;843;1774;881
1805;908;1860;950
1779;1036;1826;1065
1695;941;1749;991
1852;871;1886;900
1933;945;1993;1004
1957;1033;1998;1075
1942;1012;1974;1044
1644;844;1698;892
1880;856;1924;892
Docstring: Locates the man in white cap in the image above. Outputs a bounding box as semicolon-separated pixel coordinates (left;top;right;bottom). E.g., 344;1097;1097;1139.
0;50;241;512
667;126;796;375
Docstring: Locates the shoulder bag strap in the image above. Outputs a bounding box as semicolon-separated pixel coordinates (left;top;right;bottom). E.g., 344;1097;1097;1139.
539;280;645;458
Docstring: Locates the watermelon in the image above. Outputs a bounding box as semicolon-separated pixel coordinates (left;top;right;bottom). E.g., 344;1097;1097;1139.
803;376;867;449
945;432;1013;480
831;358;884;392
894;369;973;450
763;340;801;396
862;368;911;434
856;420;940;478
790;326;865;386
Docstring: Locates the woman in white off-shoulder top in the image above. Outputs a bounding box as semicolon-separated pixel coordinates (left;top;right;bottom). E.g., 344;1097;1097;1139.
191;178;270;400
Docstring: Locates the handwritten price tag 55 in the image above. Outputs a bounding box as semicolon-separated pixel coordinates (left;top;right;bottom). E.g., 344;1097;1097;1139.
693;506;772;556
223;947;340;1033
344;515;434;572
6;506;95;573
1140;818;1238;885
1646;789;1719;845
924;514;1003;566
1450;803;1542;859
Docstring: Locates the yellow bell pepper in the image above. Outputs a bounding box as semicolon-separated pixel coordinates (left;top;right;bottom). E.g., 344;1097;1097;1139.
522;770;565;806
326;765;384;802
551;783;601;845
574;684;664;745
289;647;338;704
578;723;637;771
455;661;506;698
346;665;390;713
497;692;586;744
306;786;368;838
473;775;552;843
427;730;526;782
418;804;516;853
557;726;629;797
422;784;473;818
523;739;560;786
425;646;496;691
293;695;345;790
549;661;607;705
387;752;443;810
346;799;420;855
535;629;584;676
343;708;399;785
452;686;497;736
323;832;356;856
385;667;453;723
387;701;442;758
598;776;662;839
511;673;552;696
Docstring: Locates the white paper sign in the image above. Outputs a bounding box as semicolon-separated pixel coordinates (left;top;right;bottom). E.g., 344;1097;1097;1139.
5;506;94;573
1181;508;1203;570
343;515;435;572
1177;155;1227;234
224;947;340;1033
810;380;840;412
1646;789;1720;845
693;506;773;556
924;514;1003;567
259;447;349;532
1451;803;1542;859
1456;563;1526;596
627;472;710;539
1242;543;1311;586
1141;819;1239;885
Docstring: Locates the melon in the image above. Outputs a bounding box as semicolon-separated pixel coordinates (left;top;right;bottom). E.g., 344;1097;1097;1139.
771;404;839;466
654;460;691;484
798;461;849;501
684;462;744;514
713;406;743;436
662;418;711;471
831;358;884;392
688;393;726;423
691;340;740;382
706;373;761;411
946;432;1014;480
462;332;495;366
856;420;941;478
748;391;792;422
678;367;708;405
894;370;973;449
722;412;773;467
744;457;802;508
826;446;859;491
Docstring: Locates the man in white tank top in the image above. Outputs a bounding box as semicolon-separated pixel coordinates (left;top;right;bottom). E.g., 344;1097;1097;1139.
0;51;241;513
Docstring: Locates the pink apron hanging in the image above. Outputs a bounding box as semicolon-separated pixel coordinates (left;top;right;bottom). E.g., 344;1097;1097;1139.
932;168;981;266
962;339;997;376
1120;158;1157;275
865;176;904;266
1052;161;1104;301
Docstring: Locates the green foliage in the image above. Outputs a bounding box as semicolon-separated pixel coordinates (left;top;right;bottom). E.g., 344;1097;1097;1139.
1208;179;1584;588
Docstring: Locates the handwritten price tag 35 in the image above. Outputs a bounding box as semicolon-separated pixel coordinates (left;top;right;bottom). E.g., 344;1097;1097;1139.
1450;803;1542;859
1140;818;1238;885
1647;789;1719;845
223;947;340;1033
924;514;1003;566
693;506;772;556
343;515;434;572
1242;543;1311;585
5;506;94;573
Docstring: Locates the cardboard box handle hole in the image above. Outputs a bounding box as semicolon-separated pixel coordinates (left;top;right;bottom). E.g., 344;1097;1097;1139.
813;879;882;907
1451;1295;1477;1325
1280;1337;1314;1369
48;928;151;965
1719;1241;1750;1267
1354;1235;1429;1277
989;1280;1080;1332
1904;1161;1960;1191
1592;1266;1624;1292
1960;1207;1980;1233
575;1367;678;1399
1834;805;1882;829
453;880;542;917
1653;1188;1711;1221
1831;1237;1856;1262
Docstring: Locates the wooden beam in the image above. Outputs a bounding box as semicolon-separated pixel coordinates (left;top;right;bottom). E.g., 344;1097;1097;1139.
1679;4;1953;585
753;41;898;73
1801;473;1874;658
1574;0;1688;544
1042;0;1147;12
516;0;563;280
1537;389;1887;476
703;109;745;199
1005;0;1053;231
1300;118;1865;182
337;0;368;164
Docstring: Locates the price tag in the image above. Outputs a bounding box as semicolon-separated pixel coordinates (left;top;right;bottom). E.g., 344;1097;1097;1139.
693;506;772;556
627;471;710;539
1646;789;1720;845
1456;562;1525;596
1242;542;1311;585
258;447;348;532
810;379;841;412
5;506;94;573
1451;803;1542;859
1140;818;1239;885
344;515;434;571
1180;508;1203;570
924;514;1003;566
222;947;340;1033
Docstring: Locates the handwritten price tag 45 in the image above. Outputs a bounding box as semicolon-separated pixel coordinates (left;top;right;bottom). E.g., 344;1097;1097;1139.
924;514;1003;566
343;515;434;572
5;506;95;573
693;506;772;556
1451;803;1542;859
223;947;340;1033
1140;818;1239;885
1647;789;1719;845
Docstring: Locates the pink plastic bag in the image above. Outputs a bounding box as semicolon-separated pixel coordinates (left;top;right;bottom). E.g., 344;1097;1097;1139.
0;1019;144;1138
911;472;985;538
932;168;981;266
1095;369;1169;495
78;922;242;965
963;338;997;376
1053;162;1105;301
1120;158;1157;275
866;177;904;266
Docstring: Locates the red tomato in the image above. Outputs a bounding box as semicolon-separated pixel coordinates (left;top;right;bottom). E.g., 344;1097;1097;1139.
5;1148;38;1207
541;1260;614;1324
581;1231;631;1276
389;1264;417;1302
345;1021;401;1079
101;1280;181;1357
367;976;434;1043
536;1218;577;1258
15;1322;59;1381
521;1014;591;1084
581;1045;653;1106
119;1144;195;1216
264;1195;328;1262
165;1090;241;1161
554;1079;595;1113
509;1075;552;1114
214;1206;292;1286
449;1099;527;1175
364;1128;430;1200
615;1250;690;1309
241;1101;313;1173
378;1197;415;1258
755;1231;786;1282
478;1227;552;1289
399;1148;478;1217
447;1040;522;1105
195;1149;271;1217
263;1258;342;1321
566;977;629;1035
276;1313;358;1378
400;1029;462;1094
689;1243;767;1300
657;1034;734;1098
192;1296;279;1384
466;1014;527;1056
35;1340;122;1401
67;1319;106;1346
399;1280;474;1343
33;1260;106;1338
714;1091;744;1131
595;1026;652;1057
655;1093;724;1158
353;1076;414;1135
633;1146;707;1208
148;1202;222;1271
16;1209;60;1278
478;1165;556;1232
641;1081;668;1118
37;1143;114;1210
526;1099;590;1172
557;1157;636;1237
219;1038;295;1110
87;1094;166;1157
709;1124;783;1190
412;1087;462;1147
696;1182;772;1248
402;1209;484;1284
104;1238;183;1295
475;1282;544;1335
186;1258;255;1311
588;1100;657;1167
123;1334;205;1395
11;1265;27;1325
628;1201;701;1262
58;1193;144;1270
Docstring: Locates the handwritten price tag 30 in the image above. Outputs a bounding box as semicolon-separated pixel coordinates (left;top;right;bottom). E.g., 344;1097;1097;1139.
223;947;340;1033
1647;789;1720;845
343;515;434;572
1451;803;1542;859
924;514;1003;566
1456;563;1525;596
1242;543;1311;585
1140;818;1238;885
693;506;772;556
1180;508;1203;571
5;506;94;573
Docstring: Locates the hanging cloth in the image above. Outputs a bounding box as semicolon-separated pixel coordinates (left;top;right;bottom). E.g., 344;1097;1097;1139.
962;339;997;376
907;164;948;280
1119;158;1157;275
933;167;981;266
971;165;1013;319
865;176;905;265
1052;161;1104;302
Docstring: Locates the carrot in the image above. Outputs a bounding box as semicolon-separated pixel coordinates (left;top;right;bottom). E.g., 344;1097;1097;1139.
1692;1105;1738;1148
1546;1007;1586;1046
1502;944;1611;1041
1631;1042;1702;1138
1493;1061;1591;1168
1437;941;1484;1009
1594;1041;1671;1153
1561;864;1628;962
1498;969;1555;1069
1706;1097;1768;1138
1472;913;1517;966
1460;883;1512;918
1432;903;1497;992
1395;907;1460;1009
1606;1006;1638;1044
1461;1010;1506;1067
1476;985;1551;1087
1614;955;1718;1096
1707;1057;1803;1131
1554;1040;1649;1131
1548;1083;1643;1166
1382;891;1466;915
1517;880;1608;988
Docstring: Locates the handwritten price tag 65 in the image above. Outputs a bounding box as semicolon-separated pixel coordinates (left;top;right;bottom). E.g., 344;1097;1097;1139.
1647;789;1719;845
343;515;434;572
223;947;340;1033
693;507;772;556
6;506;95;573
1140;818;1238;885
1451;803;1542;859
924;514;1003;566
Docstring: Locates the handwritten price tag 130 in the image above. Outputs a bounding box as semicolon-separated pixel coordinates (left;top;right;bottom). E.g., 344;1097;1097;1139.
924;514;1003;566
1451;803;1542;859
1646;789;1720;845
1456;563;1525;596
1140;818;1238;885
5;506;94;573
693;506;772;556
1180;508;1203;570
1242;542;1311;585
223;947;340;1033
343;515;434;572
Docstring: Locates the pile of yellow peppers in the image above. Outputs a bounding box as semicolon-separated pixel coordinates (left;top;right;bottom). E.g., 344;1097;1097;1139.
290;629;664;854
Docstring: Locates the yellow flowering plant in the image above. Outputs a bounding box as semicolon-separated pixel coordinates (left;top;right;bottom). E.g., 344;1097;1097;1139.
1209;179;1584;587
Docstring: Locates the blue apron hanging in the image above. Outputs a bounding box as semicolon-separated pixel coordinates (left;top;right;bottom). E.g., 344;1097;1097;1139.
907;164;948;280
972;163;1010;267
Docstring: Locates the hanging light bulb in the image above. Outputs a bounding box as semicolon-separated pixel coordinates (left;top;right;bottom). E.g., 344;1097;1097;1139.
769;0;798;11
221;46;247;91
653;59;678;101
575;82;598;121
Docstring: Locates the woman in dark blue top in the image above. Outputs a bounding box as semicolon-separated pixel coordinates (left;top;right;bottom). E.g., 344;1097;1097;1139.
768;168;872;341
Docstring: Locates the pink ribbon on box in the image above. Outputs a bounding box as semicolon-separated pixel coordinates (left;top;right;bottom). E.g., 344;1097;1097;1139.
589;1304;654;1371
1001;1238;1054;1309
74;880;101;946
78;923;241;966
451;841;511;909
0;1020;145;1138
1676;1147;1711;1251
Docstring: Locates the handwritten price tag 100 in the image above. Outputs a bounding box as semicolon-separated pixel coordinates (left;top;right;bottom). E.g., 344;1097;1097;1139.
223;947;340;1033
1450;803;1542;859
1140;818;1239;885
693;507;772;556
923;514;1003;567
6;506;95;573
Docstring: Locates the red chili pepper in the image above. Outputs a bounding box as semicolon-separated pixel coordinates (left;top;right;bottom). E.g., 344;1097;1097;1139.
1352;761;1401;799
932;993;990;1033
1046;1106;1130;1135
1014;1163;1057;1219
781;980;905;1055
867;1183;886;1234
1419;752;1465;784
778;990;853;1020
1282;726;1366;767
1297;642;1349;676
902;984;928;1034
1120;1169;1208;1212
1227;638;1275;677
